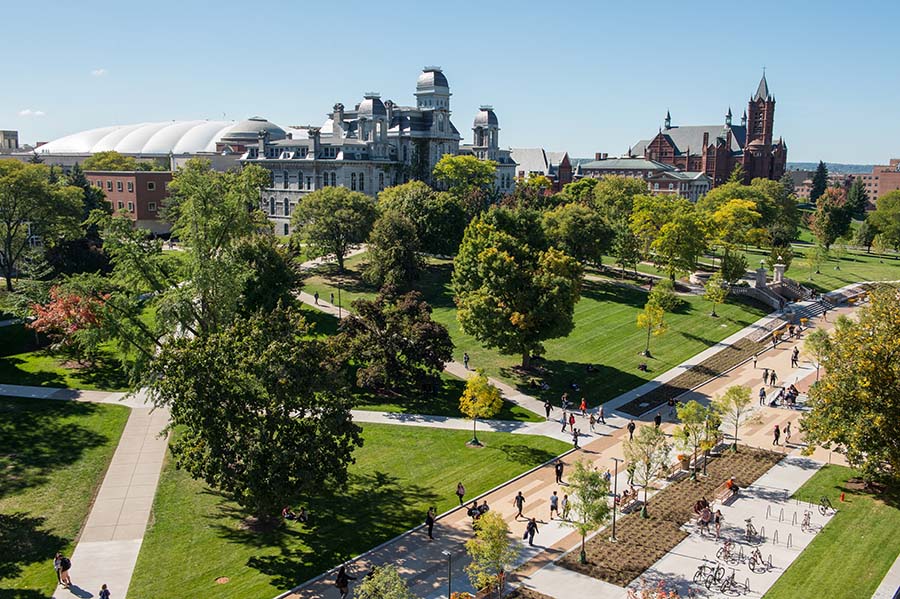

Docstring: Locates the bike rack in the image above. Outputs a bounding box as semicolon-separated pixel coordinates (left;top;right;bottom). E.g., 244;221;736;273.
779;507;784;522
792;511;798;526
787;533;793;548
766;505;771;519
773;529;779;545
767;554;774;569
738;545;745;561
759;525;766;540
745;577;752;592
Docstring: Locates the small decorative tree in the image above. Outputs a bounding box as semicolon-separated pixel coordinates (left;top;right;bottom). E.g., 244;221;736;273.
804;328;832;381
704;272;728;317
564;459;611;563
459;370;503;446
623;426;670;517
354;565;414;599
28;286;107;365
637;302;667;357
712;385;756;452
674;400;711;480
465;511;519;598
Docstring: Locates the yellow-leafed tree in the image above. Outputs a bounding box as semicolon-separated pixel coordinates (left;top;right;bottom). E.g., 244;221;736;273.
459;369;503;446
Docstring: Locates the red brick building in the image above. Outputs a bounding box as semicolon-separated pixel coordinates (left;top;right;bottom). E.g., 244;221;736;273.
630;74;787;187
86;170;172;234
851;159;900;206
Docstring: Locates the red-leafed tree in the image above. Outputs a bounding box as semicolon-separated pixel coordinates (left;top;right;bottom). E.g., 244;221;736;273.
28;286;107;364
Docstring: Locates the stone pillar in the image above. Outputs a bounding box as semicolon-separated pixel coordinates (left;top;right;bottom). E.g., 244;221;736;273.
774;260;786;283
755;260;767;288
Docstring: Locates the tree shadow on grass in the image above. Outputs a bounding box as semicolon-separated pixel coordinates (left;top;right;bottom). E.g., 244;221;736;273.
501;359;647;409
0;399;108;501
580;279;647;310
0;513;68;586
69;355;130;391
0;356;67;388
491;443;558;467
207;471;439;590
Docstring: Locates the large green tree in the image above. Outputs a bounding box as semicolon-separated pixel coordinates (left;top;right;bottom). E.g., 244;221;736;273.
631;195;708;282
453;208;582;368
803;286;900;482
363;211;423;289
810;161;829;203
432;154;496;198
82;150;138;171
541;201;611;265
846;177;869;219
377;181;467;255
869;191;900;252
0;160;83;291
809;188;852;249
560;177;598;203
291;186;378;271
150;306;361;521
338;288;453;391
234;234;301;316
591;175;647;222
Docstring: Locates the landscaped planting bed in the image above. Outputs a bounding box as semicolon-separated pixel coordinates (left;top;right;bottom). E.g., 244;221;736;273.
559;446;782;586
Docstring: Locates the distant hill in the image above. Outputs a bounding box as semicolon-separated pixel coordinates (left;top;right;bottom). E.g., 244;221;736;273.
787;162;874;174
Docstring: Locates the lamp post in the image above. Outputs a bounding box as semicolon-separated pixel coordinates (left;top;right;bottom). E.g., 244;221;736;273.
441;550;452;598
337;278;342;319
611;457;622;541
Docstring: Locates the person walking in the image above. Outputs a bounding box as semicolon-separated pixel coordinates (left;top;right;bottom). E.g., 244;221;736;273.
569;413;576;432
425;507;437;540
752;353;758;369
561;494;570;520
53;552;62;584
549;491;559;520
524;517;539;546
604;469;611;485
456;482;466;506
589;413;596;432
667;397;676;419
599;405;606;425
654;412;662;428
627;419;636;440
463;352;470;370
770;370;778;386
58;554;72;588
99;584;111;599
560;411;568;432
335;566;356;599
561;392;570;411
791;347;799;368
763;368;770;386
759;387;767;406
773;424;781;446
714;510;723;540
784;421;792;445
554;460;564;484
580;398;587;417
572;428;580;449
330;292;334;305
314;291;319;305
544;400;552;420
513;491;526;519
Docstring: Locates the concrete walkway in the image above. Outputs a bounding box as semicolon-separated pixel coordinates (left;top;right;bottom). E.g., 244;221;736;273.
873;552;900;599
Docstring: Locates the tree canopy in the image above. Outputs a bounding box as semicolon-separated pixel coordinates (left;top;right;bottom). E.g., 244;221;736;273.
363;211;423;289
465;511;519;596
459;370;504;445
809;188;852;249
869;191;900;251
453;207;583;368
541;201;611;265
432;154;496;198
564;460;611;560
377;181;467;255
591;175;647;223
631;195;707;282
803;286;900;482
810;161;829;203
291;186;378;271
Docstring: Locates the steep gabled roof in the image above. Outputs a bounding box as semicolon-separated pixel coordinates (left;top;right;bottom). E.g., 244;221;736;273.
632;124;746;157
753;73;770;102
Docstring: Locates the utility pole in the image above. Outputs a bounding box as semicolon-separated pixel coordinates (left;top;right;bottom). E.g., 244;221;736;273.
441;550;452;598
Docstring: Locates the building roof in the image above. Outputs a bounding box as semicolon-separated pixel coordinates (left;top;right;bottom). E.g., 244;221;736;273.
417;67;449;90
631;124;746;157
753;73;771;102
357;94;387;117
474;106;498;127
648;170;709;182
33;119;288;156
509;148;568;177
579;157;675;171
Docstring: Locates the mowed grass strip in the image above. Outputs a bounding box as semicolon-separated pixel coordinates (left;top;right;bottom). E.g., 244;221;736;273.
128;423;568;599
302;258;768;408
0;396;130;595
763;465;900;599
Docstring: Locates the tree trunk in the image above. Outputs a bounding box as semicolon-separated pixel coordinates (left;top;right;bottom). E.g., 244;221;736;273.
521;352;531;369
336;252;345;273
644;325;652;355
4;271;13;292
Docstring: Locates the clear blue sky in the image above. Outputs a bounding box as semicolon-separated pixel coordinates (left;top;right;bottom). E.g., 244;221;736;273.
5;0;899;163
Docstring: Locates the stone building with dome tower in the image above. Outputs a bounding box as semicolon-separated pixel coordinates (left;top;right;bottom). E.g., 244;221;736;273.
630;73;787;187
242;67;516;235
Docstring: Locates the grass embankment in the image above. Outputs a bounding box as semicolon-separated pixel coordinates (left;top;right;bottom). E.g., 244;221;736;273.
763;465;900;599
0;396;130;595
128;423;568;598
303;256;768;408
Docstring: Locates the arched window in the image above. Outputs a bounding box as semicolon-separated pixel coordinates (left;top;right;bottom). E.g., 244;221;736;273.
283;170;289;189
283;198;290;216
283;223;289;236
438;114;444;132
359;173;365;192
351;173;357;191
297;171;303;188
379;172;384;189
269;197;276;215
323;174;328;187
331;172;336;186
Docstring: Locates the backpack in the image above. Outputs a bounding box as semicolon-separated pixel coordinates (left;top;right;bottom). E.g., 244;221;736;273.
60;557;71;570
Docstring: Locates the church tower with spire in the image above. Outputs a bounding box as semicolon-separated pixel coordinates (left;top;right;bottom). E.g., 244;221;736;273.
743;71;784;181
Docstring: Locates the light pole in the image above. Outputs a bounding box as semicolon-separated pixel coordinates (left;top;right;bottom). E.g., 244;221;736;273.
611;457;622;541
337;278;342;319
441;550;452;598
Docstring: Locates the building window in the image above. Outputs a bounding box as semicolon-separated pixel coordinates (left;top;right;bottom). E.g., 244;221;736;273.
331;172;336;186
117;201;124;209
283;198;290;216
654;183;659;190
379;172;384;190
148;202;157;212
359;173;364;192
306;176;312;189
95;180;102;187
283;171;289;189
351;173;357;191
127;181;134;192
283;223;289;236
116;181;123;192
668;183;674;190
269;197;276;215
127;202;134;212
107;181;113;191
148;181;156;191
323;173;329;187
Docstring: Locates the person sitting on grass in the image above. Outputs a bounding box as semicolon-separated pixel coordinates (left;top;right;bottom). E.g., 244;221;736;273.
297;507;309;523
282;506;297;520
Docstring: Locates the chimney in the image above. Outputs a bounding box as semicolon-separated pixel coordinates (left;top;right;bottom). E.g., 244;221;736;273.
308;127;321;158
384;100;395;124
595;152;605;161
602;153;608;160
702;132;709;149
332;103;345;139
257;130;268;156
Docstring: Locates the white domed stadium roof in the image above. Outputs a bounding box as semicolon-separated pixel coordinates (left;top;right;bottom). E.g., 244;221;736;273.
34;119;285;156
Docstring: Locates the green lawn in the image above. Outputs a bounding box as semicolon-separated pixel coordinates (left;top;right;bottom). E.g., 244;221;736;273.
764;465;900;599
0;396;130;595
301;255;769;407
128;423;568;598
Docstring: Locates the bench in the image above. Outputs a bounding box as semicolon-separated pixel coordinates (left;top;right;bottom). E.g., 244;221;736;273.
713;480;738;504
620;497;643;515
662;460;689;482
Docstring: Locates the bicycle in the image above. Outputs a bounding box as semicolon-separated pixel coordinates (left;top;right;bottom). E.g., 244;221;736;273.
745;517;758;542
716;539;735;562
694;559;725;584
819;495;834;515
718;568;751;596
801;510;812;532
748;547;770;573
